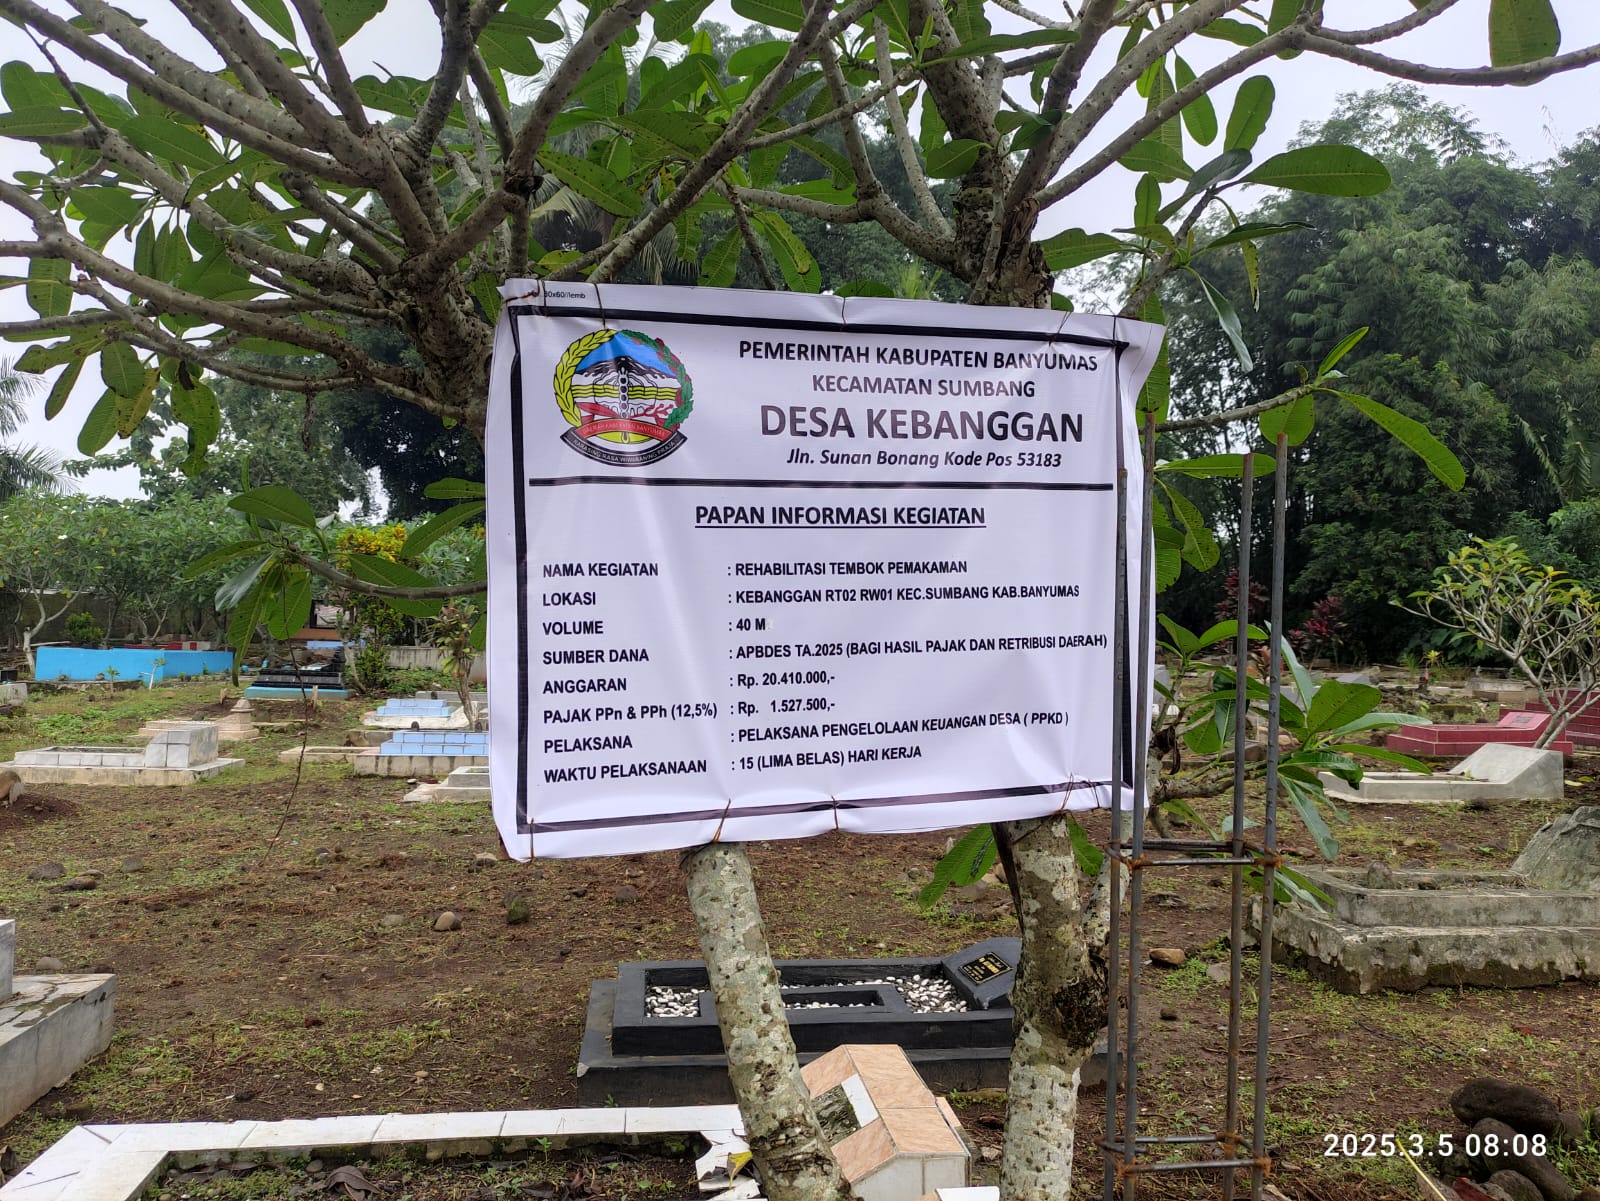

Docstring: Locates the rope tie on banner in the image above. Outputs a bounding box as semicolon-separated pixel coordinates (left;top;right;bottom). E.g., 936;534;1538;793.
831;796;842;832
709;797;735;844
838;295;850;329
595;284;610;328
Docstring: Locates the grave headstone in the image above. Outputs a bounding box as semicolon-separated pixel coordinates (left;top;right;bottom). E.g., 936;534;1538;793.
1512;806;1600;893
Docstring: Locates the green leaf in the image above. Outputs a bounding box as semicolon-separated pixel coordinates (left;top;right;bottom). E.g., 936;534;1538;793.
1330;390;1466;490
537;149;640;217
1244;144;1390;196
114;367;158;436
478;26;543;75
322;0;386;43
1134;173;1161;228
228;484;318;529
1259;393;1314;446
1138;296;1169;422
730;0;804;31
225;575;267;659
1317;326;1368;377
653;0;716;40
346;554;443;618
1039;228;1128;271
420;477;485;501
77;388;119;454
1172;56;1216;145
1224;76;1274;152
1489;0;1560;66
1200;17;1265;47
614;110;714;158
124;114;222;171
1;62;65;111
99;341;143;397
754;212;821;294
1191;271;1252;371
1303;681;1383;738
43;353;85;420
263;568;313;640
27;257;71;318
1283;777;1339;860
1199;220;1309;252
0;108;87;136
699;228;741;288
400;501;486;559
1157;148;1252;221
1157;613;1200;657
1067;817;1105;876
1157;453;1276;479
69;185;142;228
184;539;272;580
925;138;985;178
917;824;997;908
925;27;1077;61
172;380;222;449
1118;138;1192;182
241;0;296;40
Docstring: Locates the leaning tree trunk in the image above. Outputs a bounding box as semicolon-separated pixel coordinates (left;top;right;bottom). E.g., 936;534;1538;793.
682;843;857;1201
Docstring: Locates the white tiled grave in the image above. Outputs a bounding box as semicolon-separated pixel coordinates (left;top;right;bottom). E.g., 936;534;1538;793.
0;919;117;1128
402;765;492;803
0;1106;750;1201
3;722;240;786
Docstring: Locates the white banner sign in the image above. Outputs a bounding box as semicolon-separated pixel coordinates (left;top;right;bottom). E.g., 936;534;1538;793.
486;283;1161;859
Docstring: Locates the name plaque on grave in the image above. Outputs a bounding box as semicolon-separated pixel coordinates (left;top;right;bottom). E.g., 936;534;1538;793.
486;284;1162;858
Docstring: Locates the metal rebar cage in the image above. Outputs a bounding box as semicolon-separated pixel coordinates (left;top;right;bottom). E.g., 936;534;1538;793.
1102;420;1292;1201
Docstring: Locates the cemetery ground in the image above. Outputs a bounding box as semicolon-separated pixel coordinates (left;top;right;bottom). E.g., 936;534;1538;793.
0;682;1597;1200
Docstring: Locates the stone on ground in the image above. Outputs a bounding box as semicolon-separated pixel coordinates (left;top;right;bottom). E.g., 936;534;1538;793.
1512;806;1600;891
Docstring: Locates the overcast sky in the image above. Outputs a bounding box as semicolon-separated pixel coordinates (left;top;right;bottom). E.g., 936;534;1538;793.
6;1;1600;500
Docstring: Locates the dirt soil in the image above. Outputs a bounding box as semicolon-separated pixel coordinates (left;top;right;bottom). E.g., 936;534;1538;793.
1;682;1598;1201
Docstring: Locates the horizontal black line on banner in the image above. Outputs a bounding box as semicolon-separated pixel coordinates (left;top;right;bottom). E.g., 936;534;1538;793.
528;475;1115;492
694;523;986;530
506;304;1126;351
525;778;1111;834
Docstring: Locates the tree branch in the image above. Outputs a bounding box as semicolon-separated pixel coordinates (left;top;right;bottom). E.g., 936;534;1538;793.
409;0;476;151
1156;383;1318;433
1301;34;1600;86
1038;21;1298;209
290;0;375;133
874;18;951;237
1313;0;1462;47
588;0;884;284
281;543;489;600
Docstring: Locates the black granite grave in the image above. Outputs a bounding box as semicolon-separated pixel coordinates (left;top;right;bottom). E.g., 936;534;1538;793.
577;937;1022;1105
252;664;346;690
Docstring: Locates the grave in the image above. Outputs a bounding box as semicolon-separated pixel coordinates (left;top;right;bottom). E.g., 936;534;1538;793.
1515;690;1600;749
0;918;117;1127
403;764;491;802
215;698;259;741
244;664;348;698
1317;744;1563;805
578;939;1026;1104
361;697;467;730
0;680;26;708
3;722;241;786
1385;710;1574;758
276;745;369;766
800;1044;970;1201
352;730;489;777
1256;861;1600;994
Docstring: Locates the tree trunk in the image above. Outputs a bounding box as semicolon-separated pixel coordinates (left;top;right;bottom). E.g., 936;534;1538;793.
681;843;856;1201
996;817;1109;1201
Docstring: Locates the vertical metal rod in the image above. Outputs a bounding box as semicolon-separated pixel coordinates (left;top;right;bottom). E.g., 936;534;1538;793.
1221;451;1256;1201
1251;433;1290;1200
1119;410;1159;1200
1102;452;1129;1201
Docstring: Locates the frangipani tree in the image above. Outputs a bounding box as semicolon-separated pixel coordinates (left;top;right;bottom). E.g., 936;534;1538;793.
2;2;1596;1198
